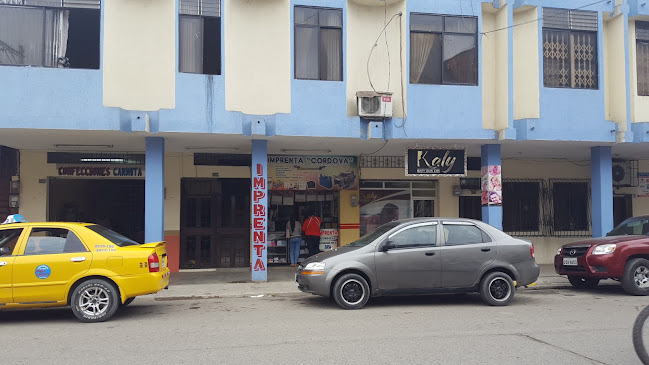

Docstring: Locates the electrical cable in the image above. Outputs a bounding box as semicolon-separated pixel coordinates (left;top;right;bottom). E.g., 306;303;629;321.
361;140;390;156
367;12;402;93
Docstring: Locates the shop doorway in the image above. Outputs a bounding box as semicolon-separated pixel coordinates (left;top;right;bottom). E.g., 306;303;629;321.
613;195;633;228
48;178;145;242
180;178;250;269
459;196;482;220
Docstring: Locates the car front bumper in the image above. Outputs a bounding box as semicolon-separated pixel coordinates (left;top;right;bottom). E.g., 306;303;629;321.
296;270;330;297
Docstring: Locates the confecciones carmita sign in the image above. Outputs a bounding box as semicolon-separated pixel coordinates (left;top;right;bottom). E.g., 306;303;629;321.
405;148;467;177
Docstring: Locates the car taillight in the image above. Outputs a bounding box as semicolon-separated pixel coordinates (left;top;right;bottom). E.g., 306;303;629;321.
148;253;160;272
530;245;535;258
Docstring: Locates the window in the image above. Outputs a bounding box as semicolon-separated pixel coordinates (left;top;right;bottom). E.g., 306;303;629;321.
542;8;598;89
409;13;478;85
87;225;139;246
294;6;343;81
443;223;489;245
179;0;221;75
24;228;88;255
388;224;437;248
0;228;23;256
551;180;589;232
0;1;100;69
637;22;649;96
502;181;541;232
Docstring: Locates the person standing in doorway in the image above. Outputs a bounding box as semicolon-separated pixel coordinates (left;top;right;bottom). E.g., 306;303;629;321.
302;210;322;257
286;215;302;267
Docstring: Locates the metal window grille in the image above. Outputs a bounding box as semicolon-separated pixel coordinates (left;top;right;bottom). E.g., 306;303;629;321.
3;0;100;9
502;179;549;237
549;179;591;237
179;0;220;17
359;156;404;168
637;22;649;96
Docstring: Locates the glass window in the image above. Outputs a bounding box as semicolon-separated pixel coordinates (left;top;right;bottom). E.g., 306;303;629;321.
389;224;437;248
608;217;649;236
0;4;101;69
552;181;589;232
542;8;598;89
410;13;478;85
179;0;221;75
87;225;140;247
0;229;23;256
295;6;343;81
24;228;86;255
443;224;486;245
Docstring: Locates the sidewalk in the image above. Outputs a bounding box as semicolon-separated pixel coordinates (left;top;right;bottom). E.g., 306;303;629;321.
151;264;607;301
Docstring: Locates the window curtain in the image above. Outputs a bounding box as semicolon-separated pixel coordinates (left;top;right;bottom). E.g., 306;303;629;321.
410;32;436;83
179;16;203;73
295;26;318;79
319;28;341;81
44;9;69;68
443;34;476;84
638;41;649;96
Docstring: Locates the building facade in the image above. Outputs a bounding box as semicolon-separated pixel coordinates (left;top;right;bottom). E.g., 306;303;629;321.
2;0;649;276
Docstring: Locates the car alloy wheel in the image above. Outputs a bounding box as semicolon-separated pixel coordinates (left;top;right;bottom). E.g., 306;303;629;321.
488;277;511;302
332;273;370;310
635;266;649;289
480;271;515;306
340;279;364;305
70;279;120;322
79;286;110;316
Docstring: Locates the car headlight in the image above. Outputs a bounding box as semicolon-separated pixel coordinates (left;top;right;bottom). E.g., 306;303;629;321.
557;247;562;255
304;262;326;271
592;244;616;255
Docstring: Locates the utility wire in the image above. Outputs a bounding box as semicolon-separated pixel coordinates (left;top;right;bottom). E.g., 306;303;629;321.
367;12;402;92
481;0;610;36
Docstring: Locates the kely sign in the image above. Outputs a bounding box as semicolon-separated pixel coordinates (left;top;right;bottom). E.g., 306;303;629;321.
405;148;466;177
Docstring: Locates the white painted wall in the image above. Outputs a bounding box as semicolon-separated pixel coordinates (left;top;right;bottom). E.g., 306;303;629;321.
482;10;496;130
103;0;175;111
347;1;406;117
225;0;291;114
513;6;540;120
604;14;627;130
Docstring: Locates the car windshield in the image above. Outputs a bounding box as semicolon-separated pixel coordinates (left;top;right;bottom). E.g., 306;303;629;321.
608;217;649;236
87;225;140;246
348;222;399;247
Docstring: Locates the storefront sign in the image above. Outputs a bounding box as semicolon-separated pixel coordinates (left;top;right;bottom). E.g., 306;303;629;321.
481;165;502;206
405;148;466;176
319;228;338;251
251;141;268;281
57;166;144;177
638;173;649;198
268;155;359;191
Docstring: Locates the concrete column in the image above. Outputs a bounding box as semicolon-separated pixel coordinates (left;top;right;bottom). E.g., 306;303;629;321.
145;137;165;243
481;144;502;230
251;139;268;282
591;146;614;237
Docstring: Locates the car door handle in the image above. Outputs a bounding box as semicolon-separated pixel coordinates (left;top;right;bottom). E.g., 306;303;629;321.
0;261;6;266
481;248;491;252
70;257;86;262
425;252;436;256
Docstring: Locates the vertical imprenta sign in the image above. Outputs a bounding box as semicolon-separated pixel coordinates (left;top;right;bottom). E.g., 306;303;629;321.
251;140;268;281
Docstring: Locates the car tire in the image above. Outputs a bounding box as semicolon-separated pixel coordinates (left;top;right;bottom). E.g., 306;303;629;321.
567;276;600;289
622;258;649;296
480;272;515;306
70;279;120;323
122;297;135;307
332;273;370;310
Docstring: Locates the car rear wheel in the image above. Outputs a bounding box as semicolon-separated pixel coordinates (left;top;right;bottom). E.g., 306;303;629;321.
71;279;120;323
568;276;600;289
622;258;649;296
480;272;514;306
332;273;370;310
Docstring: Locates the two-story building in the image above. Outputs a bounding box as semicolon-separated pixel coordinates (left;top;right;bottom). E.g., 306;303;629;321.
2;0;649;277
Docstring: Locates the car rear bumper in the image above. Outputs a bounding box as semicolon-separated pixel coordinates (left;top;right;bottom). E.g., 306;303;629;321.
514;261;540;286
113;268;171;300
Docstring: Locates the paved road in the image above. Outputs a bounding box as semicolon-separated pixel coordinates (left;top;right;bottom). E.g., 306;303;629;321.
0;285;646;365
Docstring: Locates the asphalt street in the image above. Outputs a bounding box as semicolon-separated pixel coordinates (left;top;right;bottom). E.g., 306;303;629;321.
1;285;647;365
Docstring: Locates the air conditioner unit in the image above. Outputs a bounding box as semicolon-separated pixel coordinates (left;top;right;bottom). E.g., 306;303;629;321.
612;160;639;187
356;91;393;119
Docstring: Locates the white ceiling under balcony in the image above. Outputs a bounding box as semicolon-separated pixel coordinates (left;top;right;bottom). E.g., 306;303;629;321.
350;0;402;7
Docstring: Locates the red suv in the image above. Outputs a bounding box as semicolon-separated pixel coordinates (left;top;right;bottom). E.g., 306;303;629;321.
554;216;649;295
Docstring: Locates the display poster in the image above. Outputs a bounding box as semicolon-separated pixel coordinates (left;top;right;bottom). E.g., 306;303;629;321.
319;229;339;251
638;173;649;198
405;148;466;176
359;190;411;236
268;155;358;191
481;165;502;206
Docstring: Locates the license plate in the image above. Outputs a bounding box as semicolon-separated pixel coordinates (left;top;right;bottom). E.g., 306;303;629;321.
563;257;578;266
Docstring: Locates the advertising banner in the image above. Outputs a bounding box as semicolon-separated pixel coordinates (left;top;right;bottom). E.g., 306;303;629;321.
405;148;466;176
268;155;358;191
638;173;649;198
481;165;502;206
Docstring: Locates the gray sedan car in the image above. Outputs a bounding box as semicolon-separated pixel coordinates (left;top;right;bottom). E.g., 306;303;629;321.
296;218;539;309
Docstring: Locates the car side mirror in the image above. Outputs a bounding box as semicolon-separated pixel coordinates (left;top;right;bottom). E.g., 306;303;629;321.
380;241;395;252
0;246;10;256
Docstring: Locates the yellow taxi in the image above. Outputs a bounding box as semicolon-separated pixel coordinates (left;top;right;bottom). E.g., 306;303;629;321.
0;218;170;322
